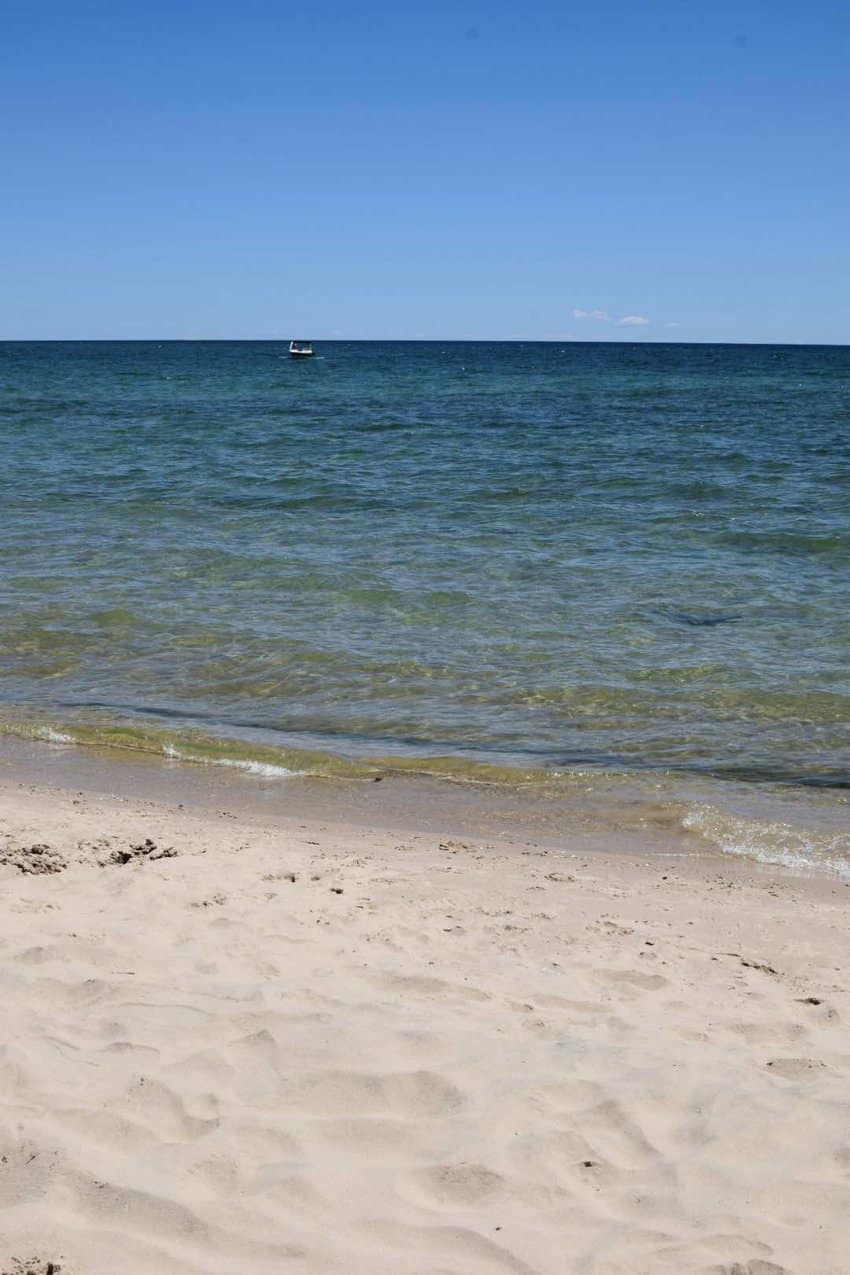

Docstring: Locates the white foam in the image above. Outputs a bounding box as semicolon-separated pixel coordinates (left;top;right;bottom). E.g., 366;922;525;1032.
37;727;74;745
212;758;300;779
683;804;850;878
162;743;299;778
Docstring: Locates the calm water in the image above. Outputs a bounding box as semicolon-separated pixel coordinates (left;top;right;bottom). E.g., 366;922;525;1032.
1;340;848;802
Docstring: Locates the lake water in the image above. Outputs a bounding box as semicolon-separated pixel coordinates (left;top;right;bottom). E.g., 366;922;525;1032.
1;340;848;868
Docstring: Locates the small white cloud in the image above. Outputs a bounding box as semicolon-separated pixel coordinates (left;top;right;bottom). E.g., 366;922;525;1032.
618;314;650;327
666;321;680;328
571;307;609;321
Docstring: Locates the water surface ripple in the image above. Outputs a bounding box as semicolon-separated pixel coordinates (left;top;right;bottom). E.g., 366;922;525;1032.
1;339;848;786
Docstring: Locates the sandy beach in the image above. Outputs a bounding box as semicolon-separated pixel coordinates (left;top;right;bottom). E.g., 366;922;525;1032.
1;763;849;1275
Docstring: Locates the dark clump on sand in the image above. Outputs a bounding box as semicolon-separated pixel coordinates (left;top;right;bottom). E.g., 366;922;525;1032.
109;838;177;866
0;838;179;873
3;1261;63;1275
0;844;66;875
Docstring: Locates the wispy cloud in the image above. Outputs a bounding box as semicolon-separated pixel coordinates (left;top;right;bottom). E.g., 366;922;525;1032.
572;308;653;327
571;307;610;321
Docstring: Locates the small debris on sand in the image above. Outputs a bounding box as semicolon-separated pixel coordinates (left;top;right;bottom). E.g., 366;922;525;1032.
740;957;779;975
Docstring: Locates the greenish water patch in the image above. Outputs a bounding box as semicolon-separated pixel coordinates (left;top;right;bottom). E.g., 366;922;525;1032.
0;713;376;780
0;710;577;789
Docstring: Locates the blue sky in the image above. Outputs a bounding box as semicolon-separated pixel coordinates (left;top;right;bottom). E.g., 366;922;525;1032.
2;0;848;341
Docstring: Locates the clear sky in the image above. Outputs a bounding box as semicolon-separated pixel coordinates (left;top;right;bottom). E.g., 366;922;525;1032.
2;0;848;341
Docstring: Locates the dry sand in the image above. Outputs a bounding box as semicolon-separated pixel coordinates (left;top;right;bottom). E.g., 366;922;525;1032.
1;771;849;1274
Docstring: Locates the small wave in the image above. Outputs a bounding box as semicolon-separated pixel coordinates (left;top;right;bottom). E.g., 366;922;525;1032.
161;743;299;778
683;804;850;876
36;727;75;745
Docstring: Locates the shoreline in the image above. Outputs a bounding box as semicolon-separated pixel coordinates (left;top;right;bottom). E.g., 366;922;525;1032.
1;759;849;1272
2;729;849;880
4;701;849;793
1;736;845;895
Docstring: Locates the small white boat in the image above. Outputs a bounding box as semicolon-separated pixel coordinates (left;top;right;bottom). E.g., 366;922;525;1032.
289;340;314;358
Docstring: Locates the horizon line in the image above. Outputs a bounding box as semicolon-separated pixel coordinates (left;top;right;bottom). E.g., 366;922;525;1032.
1;337;848;348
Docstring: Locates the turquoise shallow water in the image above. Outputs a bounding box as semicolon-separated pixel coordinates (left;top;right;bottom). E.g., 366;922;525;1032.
1;339;848;788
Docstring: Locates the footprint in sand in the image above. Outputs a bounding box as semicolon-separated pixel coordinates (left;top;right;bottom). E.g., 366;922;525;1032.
599;968;669;992
511;1127;615;1190
98;1041;160;1058
372;972;492;1004
117;1077;219;1141
364;1219;538;1275
317;1117;413;1153
288;1068;465;1118
728;1021;806;1047
577;1098;661;1172
765;1057;827;1079
701;1262;791;1275
410;1161;504;1207
540;1078;607;1106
